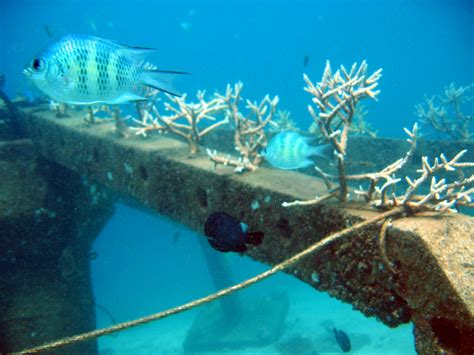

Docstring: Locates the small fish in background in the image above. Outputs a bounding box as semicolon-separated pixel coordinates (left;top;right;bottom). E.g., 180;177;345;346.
204;212;264;253
88;19;98;33
172;230;181;245
262;131;330;170
333;327;351;353
24;34;189;105
304;54;309;68
43;25;54;39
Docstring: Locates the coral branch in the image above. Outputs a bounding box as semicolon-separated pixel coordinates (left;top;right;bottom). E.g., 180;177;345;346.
130;89;228;153
304;60;382;201
158;92;228;154
210;82;278;172
351;123;418;202
206;149;258;173
416;83;473;141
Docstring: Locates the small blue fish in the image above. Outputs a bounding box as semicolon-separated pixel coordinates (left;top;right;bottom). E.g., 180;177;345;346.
204;212;264;253
24;34;188;105
262;131;329;170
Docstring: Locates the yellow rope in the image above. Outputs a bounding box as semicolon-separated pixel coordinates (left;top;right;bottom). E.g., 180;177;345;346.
18;207;403;354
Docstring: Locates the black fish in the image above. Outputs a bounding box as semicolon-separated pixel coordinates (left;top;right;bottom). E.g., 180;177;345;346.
333;327;351;352
204;212;264;253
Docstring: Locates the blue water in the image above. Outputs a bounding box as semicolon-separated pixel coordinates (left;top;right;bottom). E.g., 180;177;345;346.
1;0;473;136
92;204;416;354
1;0;472;353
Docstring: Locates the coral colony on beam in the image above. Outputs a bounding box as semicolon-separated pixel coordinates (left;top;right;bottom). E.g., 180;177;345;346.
303;60;383;202
416;83;473;141
49;60;472;213
209;82;278;172
4;59;473;354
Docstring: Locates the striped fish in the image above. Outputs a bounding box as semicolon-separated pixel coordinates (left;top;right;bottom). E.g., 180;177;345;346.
24;34;187;105
262;131;329;170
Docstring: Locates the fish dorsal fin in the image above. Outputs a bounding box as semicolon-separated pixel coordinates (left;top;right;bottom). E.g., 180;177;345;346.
119;45;156;58
63;34;157;58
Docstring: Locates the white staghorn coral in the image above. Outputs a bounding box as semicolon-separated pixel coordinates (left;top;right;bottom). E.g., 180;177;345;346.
304;60;383;201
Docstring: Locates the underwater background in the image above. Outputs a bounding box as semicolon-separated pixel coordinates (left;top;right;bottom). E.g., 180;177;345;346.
1;0;473;353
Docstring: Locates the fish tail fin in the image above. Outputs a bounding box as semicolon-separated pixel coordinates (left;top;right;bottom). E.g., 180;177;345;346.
141;69;190;97
308;144;334;160
246;231;264;245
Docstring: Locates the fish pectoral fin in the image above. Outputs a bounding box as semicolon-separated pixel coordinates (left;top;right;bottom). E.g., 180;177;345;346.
109;92;147;104
141;70;189;97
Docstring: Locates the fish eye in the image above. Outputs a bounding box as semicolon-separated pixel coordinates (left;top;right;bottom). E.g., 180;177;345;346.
31;58;45;71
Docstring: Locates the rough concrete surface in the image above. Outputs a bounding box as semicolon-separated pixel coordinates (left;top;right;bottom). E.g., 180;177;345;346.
1;105;472;353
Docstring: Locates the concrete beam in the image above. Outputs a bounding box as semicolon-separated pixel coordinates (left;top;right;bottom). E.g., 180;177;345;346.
19;106;474;353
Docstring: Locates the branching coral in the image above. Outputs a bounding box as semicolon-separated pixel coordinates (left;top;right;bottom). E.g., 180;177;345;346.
273;109;297;132
208;82;279;172
159;91;228;154
351;124;418;203
308;103;377;141
117;64;228;153
304;60;383;201
130;90;228;153
284;60;473;213
415;83;473;141
284;118;473;212
396;150;473;211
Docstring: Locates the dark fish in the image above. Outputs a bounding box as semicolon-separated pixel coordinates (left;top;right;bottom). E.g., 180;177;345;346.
44;25;54;39
172;230;181;245
304;55;309;68
333;327;351;352
204;212;264;253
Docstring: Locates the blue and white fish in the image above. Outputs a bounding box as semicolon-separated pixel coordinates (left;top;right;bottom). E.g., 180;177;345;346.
262;131;330;170
24;34;188;105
